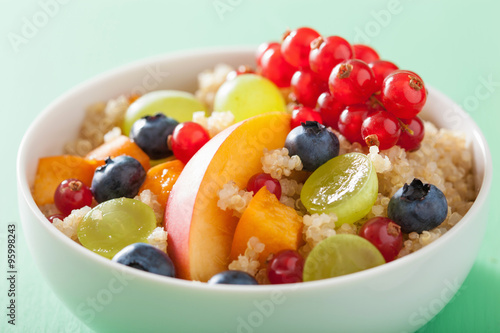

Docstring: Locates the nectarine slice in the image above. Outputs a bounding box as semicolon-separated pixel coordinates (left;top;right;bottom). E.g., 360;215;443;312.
139;159;184;210
230;187;304;266
85;135;150;171
33;155;101;206
164;112;291;281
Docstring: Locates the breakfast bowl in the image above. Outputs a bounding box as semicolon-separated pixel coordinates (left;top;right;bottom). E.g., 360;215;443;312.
17;47;492;333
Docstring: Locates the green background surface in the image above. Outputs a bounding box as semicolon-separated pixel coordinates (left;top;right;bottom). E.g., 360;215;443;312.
1;0;499;332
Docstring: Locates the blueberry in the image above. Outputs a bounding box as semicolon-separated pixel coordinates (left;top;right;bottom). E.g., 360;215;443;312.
207;270;258;285
387;178;448;234
129;113;179;160
112;243;175;278
284;121;339;171
91;155;146;203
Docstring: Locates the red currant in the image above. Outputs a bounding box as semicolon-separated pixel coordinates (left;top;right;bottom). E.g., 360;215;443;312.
260;47;297;88
309;36;354;81
54;178;93;216
359;217;403;262
267;250;304;284
256;42;280;67
353;44;380;63
170;122;210;164
397;116;425;151
368;60;398;90
361;111;401;150
291;105;322;129
380;70;426;119
337;104;371;145
291;69;329;107
247;173;281;199
317;92;344;130
226;65;254;81
328;59;377;106
47;214;66;223
281;27;320;68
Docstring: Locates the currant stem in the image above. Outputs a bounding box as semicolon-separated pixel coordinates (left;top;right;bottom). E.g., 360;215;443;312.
398;118;415;136
369;95;386;110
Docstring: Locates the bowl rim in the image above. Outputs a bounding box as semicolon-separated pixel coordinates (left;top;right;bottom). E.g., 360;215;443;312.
17;46;493;293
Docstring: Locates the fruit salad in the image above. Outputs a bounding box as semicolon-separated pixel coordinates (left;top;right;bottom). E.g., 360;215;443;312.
32;27;476;285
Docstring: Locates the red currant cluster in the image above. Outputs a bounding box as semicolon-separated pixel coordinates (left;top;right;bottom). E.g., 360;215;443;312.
256;27;426;151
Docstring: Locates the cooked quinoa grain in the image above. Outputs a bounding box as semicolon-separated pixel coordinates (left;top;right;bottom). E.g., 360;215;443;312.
147;227;168;253
134;190;164;226
52;206;92;240
300;213;337;256
228;236;265;277
192;110;234;137
217;181;253;217
261;148;303;180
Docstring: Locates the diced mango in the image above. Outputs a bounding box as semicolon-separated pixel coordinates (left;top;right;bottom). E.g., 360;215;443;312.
139;160;184;210
230;187;304;266
33;155;102;206
85;135;150;171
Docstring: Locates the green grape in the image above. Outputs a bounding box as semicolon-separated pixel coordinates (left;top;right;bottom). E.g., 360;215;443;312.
303;234;385;282
122;90;206;135
301;152;378;226
213;74;286;122
77;198;157;259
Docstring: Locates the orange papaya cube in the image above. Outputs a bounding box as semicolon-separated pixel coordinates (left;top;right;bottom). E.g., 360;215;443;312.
230;187;304;266
33;155;100;206
139;160;184;209
85;135;150;171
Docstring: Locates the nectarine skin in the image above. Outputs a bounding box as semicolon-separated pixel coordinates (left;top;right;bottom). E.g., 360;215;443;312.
164;112;291;281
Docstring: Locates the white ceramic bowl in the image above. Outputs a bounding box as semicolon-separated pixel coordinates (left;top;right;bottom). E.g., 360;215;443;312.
17;47;492;333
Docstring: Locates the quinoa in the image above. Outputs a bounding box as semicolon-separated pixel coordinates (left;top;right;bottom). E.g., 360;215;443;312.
228;236;265;277
64;95;131;156
217;181;253;217
367;145;392;173
278;178;304;211
300;213;338;257
195;63;234;111
261;148;303;180
134;189;164;226
52;206;92;240
336;223;358;235
103;126;122;143
147;227;168;253
192;110;235;137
